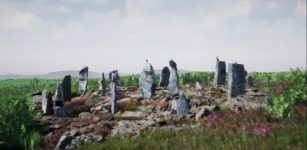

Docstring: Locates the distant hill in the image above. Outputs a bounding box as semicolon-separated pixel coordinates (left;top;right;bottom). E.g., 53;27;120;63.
0;70;102;79
0;69;190;80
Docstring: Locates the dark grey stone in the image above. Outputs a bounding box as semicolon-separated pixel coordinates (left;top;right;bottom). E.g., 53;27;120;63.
247;76;254;87
176;92;189;114
79;67;88;96
54;106;68;117
99;72;106;93
169;59;179;96
109;70;120;86
42;90;53;115
62;75;71;101
214;57;226;85
228;63;246;97
139;61;156;98
159;66;170;87
55;83;64;107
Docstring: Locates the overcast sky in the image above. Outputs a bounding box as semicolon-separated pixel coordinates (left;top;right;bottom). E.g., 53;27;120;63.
0;0;306;74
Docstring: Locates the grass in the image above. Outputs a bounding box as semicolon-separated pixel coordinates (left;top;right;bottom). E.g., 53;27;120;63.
0;69;306;149
79;105;307;150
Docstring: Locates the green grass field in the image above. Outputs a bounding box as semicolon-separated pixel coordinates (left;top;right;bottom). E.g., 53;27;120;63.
0;69;306;149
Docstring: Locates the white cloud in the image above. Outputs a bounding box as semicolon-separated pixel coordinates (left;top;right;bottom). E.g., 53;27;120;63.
0;0;305;74
296;0;306;16
0;7;43;31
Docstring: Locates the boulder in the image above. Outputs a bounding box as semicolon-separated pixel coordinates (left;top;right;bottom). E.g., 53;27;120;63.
213;57;226;85
139;60;156;98
79;66;88;96
62;75;72;101
169;59;179;96
42;90;53;115
176;92;189;114
109;70;120;86
55;83;64;107
228;63;246;97
159;66;170;87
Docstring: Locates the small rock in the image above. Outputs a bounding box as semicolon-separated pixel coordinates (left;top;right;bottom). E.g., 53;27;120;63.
55;134;73;150
54;106;68;117
78;112;92;119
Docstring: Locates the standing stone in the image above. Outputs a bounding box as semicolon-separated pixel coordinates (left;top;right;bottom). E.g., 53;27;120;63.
110;82;117;114
159;66;170;87
109;70;120;86
169;59;179;96
195;81;202;96
228;63;246;97
213;57;226;85
176;92;189;114
55;83;64;107
247;76;254;87
79;67;88;96
99;72;107;94
110;73;118;114
62;75;71;101
42;90;53;115
139;60;156;98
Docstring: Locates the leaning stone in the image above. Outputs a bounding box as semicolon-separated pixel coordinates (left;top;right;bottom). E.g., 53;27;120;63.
62;75;72;101
42;90;53;115
55;83;64;107
139;60;156;98
79;66;88;96
228;63;246;97
176;92;189;114
247;76;254;87
169;59;179;96
213;57;226;85
159;66;170;87
54;106;68;117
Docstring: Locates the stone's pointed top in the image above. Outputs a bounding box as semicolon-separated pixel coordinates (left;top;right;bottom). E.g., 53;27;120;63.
195;81;202;90
169;59;177;68
216;56;219;62
177;91;189;114
179;91;186;98
234;62;237;64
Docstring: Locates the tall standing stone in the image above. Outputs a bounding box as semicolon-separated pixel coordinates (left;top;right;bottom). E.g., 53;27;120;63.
228;63;246;97
62;75;71;101
55;83;64;106
99;72;106;94
139;60;156;98
159;66;170;87
247;76;254;87
109;70;120;86
213;57;226;85
110;73;118;114
169;59;179;96
176;92;189;114
79;67;88;96
42;90;53;115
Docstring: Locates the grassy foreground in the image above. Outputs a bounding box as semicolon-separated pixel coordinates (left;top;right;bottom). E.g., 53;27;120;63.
79;106;306;150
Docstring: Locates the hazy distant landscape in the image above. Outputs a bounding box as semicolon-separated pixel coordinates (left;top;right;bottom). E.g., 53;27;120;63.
0;69;189;79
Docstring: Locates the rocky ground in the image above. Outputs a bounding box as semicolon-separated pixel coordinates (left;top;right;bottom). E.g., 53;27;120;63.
34;83;267;150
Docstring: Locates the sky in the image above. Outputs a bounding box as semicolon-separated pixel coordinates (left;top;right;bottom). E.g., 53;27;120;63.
0;0;306;74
